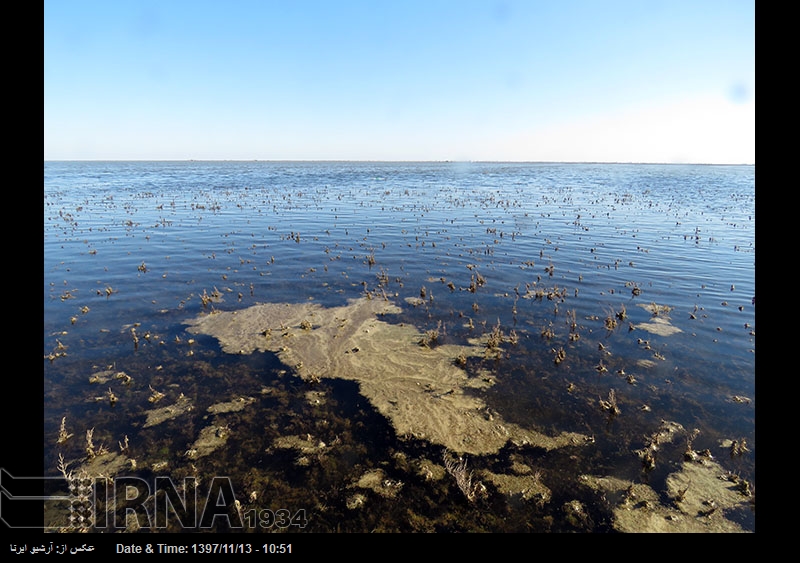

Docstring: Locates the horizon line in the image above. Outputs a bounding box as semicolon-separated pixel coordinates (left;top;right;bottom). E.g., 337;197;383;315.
43;159;755;166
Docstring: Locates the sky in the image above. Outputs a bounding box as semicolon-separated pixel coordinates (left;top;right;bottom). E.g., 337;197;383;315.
43;0;755;163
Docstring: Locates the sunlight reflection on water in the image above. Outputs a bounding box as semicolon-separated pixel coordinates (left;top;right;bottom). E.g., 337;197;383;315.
44;161;754;532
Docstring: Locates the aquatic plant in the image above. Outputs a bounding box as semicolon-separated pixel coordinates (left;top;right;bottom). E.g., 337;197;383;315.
44;162;754;532
418;320;442;348
599;389;620;416
44;340;68;363
56;453;71;481
57;417;73;444
148;385;165;403
729;438;749;457
85;428;98;459
567;309;578;332
443;451;484;503
486;321;504;352
646;302;672;316
507;329;519;346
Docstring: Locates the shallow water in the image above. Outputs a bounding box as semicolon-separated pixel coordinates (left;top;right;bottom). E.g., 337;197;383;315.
43;161;755;532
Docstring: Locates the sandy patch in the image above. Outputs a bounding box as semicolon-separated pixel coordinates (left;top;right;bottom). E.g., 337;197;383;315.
207;396;256;414
186;424;231;459
404;296;426;307
271;434;329;455
78;451;131;477
143;394;193;428
352;468;404;499
635;317;683;336
481;469;551;505
580;420;753;532
580;458;751;532
186;297;589;455
634;303;682;336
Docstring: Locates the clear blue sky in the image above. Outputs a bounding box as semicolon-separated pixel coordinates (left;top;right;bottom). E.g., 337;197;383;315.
44;0;754;163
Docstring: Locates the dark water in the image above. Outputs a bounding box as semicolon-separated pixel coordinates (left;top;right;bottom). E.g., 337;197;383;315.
43;161;755;532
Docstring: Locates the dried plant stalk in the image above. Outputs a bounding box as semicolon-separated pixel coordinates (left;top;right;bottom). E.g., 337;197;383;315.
443;451;482;503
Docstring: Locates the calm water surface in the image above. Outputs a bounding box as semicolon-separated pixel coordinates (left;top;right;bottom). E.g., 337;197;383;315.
43;161;755;532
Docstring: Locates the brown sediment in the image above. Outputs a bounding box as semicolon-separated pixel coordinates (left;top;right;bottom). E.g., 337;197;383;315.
78;451;130;477
271;434;329;455
186;424;231;459
413;457;447;482
351;468;403;499
207;396;256;414
481;469;552;505
580;457;751;532
185;297;589;455
580;419;753;533
143;393;193;428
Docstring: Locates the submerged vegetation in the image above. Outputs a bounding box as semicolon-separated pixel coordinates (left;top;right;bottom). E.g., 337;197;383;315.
43;161;754;532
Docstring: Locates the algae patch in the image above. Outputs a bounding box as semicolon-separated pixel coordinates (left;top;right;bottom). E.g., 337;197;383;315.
143;393;193;428
579;419;753;533
635;303;682;336
482;469;551;505
580;458;752;533
186;424;231;459
635;317;682;337
185;297;588;455
207;396;256;414
351;468;404;499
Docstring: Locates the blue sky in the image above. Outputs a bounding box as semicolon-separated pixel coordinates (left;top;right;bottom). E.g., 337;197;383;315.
44;0;754;163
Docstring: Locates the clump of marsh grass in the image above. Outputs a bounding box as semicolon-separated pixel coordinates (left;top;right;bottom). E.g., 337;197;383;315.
567;309;578;332
485;320;504;356
148;385;165;403
85;428;96;459
57;417;73;444
57;453;71;481
443;451;484;503
646;302;672;316
418;320;443;348
599;389;620;416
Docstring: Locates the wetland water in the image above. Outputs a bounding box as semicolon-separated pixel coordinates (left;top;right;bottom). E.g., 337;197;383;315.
43;161;755;532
